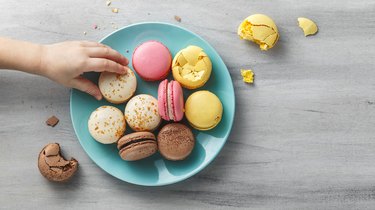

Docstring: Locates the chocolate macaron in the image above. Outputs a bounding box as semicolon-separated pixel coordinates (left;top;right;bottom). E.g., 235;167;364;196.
117;132;157;161
38;143;78;182
157;123;195;161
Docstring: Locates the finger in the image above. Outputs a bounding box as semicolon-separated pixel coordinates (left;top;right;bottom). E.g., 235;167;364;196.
70;76;102;100
80;41;105;48
87;47;129;66
85;58;130;74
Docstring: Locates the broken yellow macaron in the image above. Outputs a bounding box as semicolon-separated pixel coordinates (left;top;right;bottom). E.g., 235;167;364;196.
238;14;279;50
297;17;318;36
241;69;254;84
172;45;212;89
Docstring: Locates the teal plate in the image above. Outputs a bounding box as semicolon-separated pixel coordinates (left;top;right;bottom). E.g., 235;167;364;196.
70;22;235;186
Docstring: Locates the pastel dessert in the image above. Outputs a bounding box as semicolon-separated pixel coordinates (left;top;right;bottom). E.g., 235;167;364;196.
98;69;137;104
158;79;184;122
172;46;212;89
88;106;126;144
132;41;172;81
124;94;161;131
185;91;223;130
117;132;157;161
238;14;279;50
157;123;195;161
38;143;78;182
298;17;318;36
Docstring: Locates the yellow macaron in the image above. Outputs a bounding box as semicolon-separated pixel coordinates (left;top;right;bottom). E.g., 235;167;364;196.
185;91;223;130
172;46;212;89
238;14;279;50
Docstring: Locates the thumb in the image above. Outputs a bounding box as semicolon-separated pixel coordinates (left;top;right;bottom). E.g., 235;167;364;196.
70;76;102;100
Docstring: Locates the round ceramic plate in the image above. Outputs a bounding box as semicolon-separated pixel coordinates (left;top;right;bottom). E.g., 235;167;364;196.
70;22;235;186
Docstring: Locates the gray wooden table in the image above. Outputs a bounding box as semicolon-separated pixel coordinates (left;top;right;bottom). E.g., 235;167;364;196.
1;0;375;209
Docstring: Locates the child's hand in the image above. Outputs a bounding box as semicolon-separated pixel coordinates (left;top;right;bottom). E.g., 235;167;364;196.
40;41;130;100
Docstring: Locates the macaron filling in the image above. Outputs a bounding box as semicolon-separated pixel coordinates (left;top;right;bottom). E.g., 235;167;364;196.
167;82;174;121
118;138;157;151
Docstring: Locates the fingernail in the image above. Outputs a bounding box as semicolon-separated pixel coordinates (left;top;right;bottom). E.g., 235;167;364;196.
95;94;102;100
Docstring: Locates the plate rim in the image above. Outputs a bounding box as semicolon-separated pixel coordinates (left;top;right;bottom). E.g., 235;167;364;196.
70;22;236;186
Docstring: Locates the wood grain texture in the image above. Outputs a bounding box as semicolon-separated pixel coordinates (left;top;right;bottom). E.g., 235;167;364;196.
1;0;375;209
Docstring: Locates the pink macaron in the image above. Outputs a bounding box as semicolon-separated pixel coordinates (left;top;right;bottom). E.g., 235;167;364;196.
158;79;184;122
132;40;172;81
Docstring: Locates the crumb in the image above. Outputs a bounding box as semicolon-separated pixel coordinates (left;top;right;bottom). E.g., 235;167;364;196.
126;49;129;53
106;0;111;6
93;24;98;29
241;69;254;84
112;8;119;13
174;15;182;22
111;23;118;29
46;116;59;127
298;17;318;36
83;31;87;35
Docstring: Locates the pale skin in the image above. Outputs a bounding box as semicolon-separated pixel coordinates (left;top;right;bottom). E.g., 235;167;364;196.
0;37;131;100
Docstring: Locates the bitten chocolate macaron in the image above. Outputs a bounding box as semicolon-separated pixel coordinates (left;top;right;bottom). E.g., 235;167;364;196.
38;143;78;182
157;123;195;161
117;132;157;161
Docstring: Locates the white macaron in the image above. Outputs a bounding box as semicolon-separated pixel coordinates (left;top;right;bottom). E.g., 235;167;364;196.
99;69;137;104
124;94;161;131
88;106;126;144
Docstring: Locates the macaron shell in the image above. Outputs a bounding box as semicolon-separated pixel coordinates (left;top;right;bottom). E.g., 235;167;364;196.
237;14;279;50
98;69;137;104
170;80;184;121
124;94;161;131
88;106;126;144
132;41;172;81
119;141;157;161
157;123;195;161
185;91;223;131
172;46;212;89
157;79;169;121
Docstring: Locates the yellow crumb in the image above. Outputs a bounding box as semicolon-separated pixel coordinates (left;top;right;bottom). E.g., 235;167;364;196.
112;8;119;13
241;69;254;84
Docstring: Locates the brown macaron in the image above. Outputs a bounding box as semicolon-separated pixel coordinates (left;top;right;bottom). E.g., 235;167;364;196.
157;123;195;161
117;132;158;161
38;143;78;182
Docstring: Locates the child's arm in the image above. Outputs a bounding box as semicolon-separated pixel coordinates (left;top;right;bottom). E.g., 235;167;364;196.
0;37;130;100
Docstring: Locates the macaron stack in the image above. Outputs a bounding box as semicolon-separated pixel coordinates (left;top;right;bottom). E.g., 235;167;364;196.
87;40;224;162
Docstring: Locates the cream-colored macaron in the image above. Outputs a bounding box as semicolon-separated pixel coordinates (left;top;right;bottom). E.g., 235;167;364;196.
88;106;126;144
124;94;161;131
99;69;137;104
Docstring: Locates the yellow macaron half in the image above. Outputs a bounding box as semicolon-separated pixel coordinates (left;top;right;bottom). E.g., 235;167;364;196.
172;46;212;89
185;91;223;130
238;14;279;50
